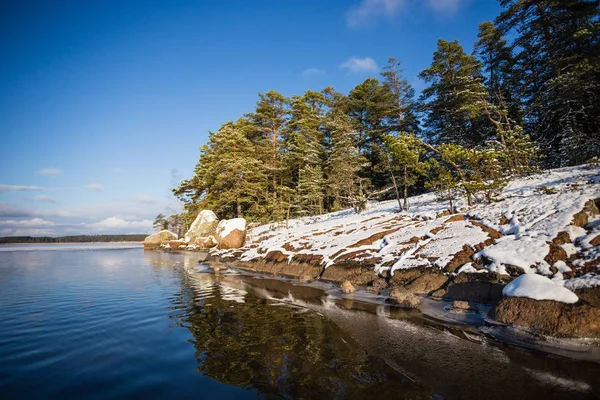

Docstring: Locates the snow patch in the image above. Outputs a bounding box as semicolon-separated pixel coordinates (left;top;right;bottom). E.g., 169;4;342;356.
564;273;600;291
503;274;579;304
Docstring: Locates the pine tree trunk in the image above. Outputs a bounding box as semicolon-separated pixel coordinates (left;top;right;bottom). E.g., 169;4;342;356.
403;165;409;211
236;200;242;218
390;170;402;212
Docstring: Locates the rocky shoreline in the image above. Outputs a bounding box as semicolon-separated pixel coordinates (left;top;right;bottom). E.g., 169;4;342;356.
145;166;600;342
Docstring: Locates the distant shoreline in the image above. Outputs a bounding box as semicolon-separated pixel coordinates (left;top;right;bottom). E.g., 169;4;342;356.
0;234;148;245
0;241;143;245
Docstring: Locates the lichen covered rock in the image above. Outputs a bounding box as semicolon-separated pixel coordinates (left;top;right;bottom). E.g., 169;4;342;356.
185;210;219;243
144;230;178;249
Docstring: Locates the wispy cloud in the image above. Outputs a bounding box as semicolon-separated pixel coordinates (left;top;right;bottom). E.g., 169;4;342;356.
88;217;152;231
84;183;104;192
0;203;32;218
340;57;379;74
134;195;156;204
0;185;52;193
301;68;326;77
346;0;407;27
346;0;468;27
32;195;58;203
36;168;61;177
426;0;467;13
0;218;55;227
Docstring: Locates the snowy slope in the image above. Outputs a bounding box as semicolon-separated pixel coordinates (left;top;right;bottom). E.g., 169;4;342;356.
216;165;600;295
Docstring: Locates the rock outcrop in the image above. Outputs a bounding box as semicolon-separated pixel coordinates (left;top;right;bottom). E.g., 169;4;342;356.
144;230;178;249
216;218;247;249
491;297;600;338
185;210;219;245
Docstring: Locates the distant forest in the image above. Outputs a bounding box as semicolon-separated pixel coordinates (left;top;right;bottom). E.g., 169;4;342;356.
0;235;148;244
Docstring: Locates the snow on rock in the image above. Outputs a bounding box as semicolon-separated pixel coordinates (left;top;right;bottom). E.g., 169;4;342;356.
564;273;600;291
476;236;549;274
217;218;246;239
457;263;487;274
216;218;247;249
503;274;579;304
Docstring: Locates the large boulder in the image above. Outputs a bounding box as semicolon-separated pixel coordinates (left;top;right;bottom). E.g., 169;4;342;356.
216;218;247;249
491;297;600;338
185;210;219;243
144;230;177;249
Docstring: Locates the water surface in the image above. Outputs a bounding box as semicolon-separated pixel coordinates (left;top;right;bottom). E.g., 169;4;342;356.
0;244;598;399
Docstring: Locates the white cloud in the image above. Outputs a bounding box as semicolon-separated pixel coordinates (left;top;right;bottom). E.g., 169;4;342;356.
84;183;104;192
426;0;467;13
32;195;58;203
301;68;326;77
0;185;52;193
0;218;55;227
36;168;61;177
134;195;156;204
340;57;379;74
88;217;152;231
346;0;407;27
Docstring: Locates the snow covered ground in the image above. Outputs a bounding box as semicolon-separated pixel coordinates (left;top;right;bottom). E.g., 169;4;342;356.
216;165;600;303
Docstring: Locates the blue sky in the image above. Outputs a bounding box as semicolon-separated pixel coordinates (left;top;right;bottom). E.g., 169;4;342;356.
0;0;501;236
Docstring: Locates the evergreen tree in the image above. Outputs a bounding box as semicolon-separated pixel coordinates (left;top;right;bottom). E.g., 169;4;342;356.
297;165;326;216
496;0;600;165
174;119;267;220
383;134;426;211
325;109;368;211
346;78;396;188
153;213;168;231
474;21;521;121
419;39;492;147
380;58;422;211
247;90;290;208
380;58;420;134
284;90;327;186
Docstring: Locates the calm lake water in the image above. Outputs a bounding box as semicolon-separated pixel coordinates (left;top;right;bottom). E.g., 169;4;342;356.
0;244;598;399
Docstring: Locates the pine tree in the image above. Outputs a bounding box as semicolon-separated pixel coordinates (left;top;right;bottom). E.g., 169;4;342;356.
419;39;492;147
325;109;368;211
474;21;521;121
380;58;420;134
247;90;290;213
382;134;426;211
496;0;600;165
174;119;267;220
380;58;422;211
297;165;326;216
346;78;396;188
425;159;461;214
153;214;168;231
284;90;327;186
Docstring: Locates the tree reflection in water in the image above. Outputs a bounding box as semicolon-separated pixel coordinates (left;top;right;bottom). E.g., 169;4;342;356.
172;270;433;399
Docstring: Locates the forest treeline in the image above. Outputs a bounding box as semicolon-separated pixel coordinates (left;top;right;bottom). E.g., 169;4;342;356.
173;1;599;226
0;235;148;244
